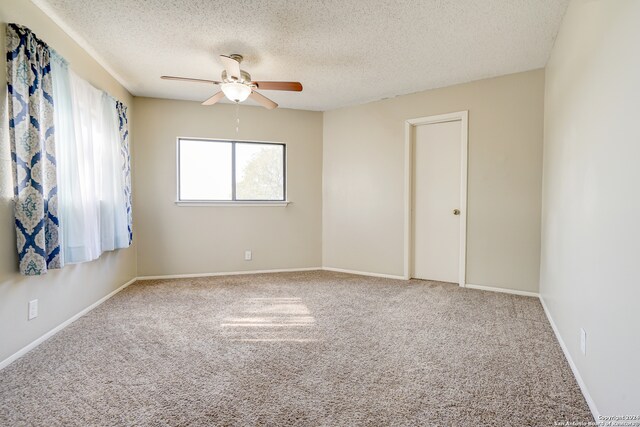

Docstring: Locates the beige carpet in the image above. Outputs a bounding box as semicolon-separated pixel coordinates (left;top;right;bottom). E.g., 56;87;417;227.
0;270;592;426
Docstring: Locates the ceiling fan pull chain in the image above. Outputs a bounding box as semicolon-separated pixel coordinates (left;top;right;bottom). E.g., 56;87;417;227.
235;102;240;136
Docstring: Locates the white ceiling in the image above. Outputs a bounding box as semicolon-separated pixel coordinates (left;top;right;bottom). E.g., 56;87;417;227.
33;0;569;111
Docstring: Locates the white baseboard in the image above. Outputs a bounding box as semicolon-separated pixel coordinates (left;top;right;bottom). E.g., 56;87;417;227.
0;276;137;371
539;296;600;421
464;283;539;297
137;267;322;281
6;264;594;427
322;266;406;280
2;269;323;370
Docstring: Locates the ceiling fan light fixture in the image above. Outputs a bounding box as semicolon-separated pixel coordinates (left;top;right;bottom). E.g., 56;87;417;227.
221;82;251;103
161;53;301;109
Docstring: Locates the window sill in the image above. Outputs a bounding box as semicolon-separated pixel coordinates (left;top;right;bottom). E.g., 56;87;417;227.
175;201;291;207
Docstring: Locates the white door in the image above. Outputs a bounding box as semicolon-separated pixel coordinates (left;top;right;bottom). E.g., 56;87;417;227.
412;120;462;283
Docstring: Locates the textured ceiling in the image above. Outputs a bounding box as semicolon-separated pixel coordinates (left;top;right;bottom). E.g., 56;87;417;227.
33;0;569;111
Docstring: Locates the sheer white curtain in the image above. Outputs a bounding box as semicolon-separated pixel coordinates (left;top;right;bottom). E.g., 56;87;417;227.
51;55;129;264
98;92;129;252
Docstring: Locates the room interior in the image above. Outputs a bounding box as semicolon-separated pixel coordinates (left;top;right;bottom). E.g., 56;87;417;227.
0;0;638;425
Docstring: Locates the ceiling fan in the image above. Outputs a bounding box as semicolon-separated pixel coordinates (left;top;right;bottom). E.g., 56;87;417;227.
161;54;302;110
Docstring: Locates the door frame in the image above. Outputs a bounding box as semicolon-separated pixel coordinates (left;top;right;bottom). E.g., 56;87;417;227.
403;111;468;286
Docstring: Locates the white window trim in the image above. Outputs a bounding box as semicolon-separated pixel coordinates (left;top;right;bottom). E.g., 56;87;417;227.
176;136;288;205
174;201;291;207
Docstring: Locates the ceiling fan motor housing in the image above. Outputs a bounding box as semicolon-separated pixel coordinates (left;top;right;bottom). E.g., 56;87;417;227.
221;69;253;85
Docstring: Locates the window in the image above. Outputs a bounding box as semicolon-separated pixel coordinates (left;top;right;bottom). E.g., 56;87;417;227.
7;23;132;275
177;138;286;202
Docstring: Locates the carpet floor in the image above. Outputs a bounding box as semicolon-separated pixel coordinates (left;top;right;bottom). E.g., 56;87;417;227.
0;271;592;426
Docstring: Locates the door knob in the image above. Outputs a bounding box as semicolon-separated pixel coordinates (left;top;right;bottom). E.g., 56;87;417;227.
453;209;460;215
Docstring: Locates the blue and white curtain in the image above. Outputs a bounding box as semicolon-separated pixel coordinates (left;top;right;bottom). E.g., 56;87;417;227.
116;101;133;246
6;23;133;275
6;24;61;275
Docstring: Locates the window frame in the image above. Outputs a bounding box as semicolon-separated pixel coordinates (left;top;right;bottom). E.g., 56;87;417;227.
176;137;288;206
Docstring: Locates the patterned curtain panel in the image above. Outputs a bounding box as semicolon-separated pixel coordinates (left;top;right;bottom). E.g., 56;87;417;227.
6;24;61;275
116;101;133;245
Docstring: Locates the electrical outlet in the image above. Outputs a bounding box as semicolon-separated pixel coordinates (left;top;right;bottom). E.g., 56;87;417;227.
580;328;587;355
244;250;252;261
28;299;38;320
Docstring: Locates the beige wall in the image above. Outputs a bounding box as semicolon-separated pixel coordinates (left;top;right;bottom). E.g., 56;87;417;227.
0;0;136;363
4;2;635;418
541;0;640;416
133;98;322;276
323;70;544;292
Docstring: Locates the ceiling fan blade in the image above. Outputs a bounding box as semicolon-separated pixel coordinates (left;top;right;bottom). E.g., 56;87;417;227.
252;81;303;92
249;90;278;110
201;91;225;106
220;55;242;81
161;75;220;84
